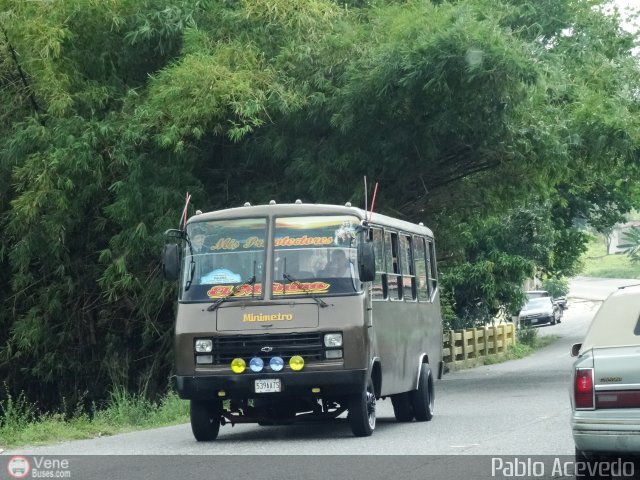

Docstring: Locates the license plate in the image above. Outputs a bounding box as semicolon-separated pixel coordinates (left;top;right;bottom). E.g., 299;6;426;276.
255;379;281;393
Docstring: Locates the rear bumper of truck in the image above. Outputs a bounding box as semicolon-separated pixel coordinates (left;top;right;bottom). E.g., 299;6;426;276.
175;369;367;400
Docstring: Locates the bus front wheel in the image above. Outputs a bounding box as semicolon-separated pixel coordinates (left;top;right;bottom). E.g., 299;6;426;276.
190;399;222;441
348;376;376;437
411;365;434;422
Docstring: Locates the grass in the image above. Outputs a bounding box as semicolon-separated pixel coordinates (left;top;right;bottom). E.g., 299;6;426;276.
580;235;640;279
0;387;189;449
483;333;558;365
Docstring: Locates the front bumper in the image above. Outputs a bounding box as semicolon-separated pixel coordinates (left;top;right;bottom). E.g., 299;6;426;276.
572;410;640;454
175;369;367;400
519;315;553;325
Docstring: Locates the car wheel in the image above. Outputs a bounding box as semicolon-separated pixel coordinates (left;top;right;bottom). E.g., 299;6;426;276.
348;375;376;437
391;392;414;422
190;399;222;441
411;365;434;422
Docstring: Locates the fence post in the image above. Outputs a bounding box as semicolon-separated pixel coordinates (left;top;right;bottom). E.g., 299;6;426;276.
483;325;489;356
501;324;507;352
461;328;468;361
450;329;456;362
472;328;479;359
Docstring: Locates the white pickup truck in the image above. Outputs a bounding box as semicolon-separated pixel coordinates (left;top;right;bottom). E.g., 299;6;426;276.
570;284;640;461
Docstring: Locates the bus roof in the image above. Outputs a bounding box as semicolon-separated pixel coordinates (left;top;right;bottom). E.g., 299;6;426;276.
187;202;434;237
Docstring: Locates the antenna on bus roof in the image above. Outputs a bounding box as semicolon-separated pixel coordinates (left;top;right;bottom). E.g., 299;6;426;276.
180;192;191;230
368;182;379;223
364;176;368;213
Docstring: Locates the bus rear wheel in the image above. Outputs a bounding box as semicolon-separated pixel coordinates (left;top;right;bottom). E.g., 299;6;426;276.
348;376;376;437
411;365;434;422
391;392;414;422
190;399;222;441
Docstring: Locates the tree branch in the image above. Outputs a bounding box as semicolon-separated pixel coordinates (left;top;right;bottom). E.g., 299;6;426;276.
1;26;40;114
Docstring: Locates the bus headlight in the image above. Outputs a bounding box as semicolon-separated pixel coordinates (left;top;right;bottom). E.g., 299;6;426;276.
324;333;343;348
249;357;264;373
269;357;284;372
196;355;213;364
195;339;213;353
325;349;343;359
231;358;246;374
289;355;305;371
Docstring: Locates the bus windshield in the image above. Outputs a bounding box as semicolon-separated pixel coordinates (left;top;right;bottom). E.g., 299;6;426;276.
273;215;361;296
180;218;266;301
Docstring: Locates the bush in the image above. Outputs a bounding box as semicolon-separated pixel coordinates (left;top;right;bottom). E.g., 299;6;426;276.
541;276;569;298
517;325;538;347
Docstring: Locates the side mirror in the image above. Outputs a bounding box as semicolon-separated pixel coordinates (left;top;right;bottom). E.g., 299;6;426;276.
356;231;375;282
570;343;582;357
162;243;180;281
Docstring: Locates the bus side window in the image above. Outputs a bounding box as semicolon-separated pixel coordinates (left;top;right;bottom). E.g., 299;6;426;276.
427;239;438;297
414;237;429;301
372;228;387;300
400;234;416;301
386;231;402;300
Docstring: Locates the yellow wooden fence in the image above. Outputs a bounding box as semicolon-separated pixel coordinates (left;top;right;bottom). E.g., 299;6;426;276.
443;323;516;366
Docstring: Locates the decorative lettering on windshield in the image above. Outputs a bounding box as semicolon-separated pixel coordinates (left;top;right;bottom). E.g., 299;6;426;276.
273;281;330;296
206;282;331;299
207;284;261;298
211;236;265;250
274;236;333;247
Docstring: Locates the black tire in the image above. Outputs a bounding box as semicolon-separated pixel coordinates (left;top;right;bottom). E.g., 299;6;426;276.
348;375;376;437
391;392;414;422
190;399;222;441
411;365;434;422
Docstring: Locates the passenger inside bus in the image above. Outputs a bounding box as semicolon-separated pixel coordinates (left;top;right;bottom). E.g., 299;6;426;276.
191;227;208;254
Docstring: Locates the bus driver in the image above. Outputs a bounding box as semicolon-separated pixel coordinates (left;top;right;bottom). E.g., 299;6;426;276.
322;250;351;278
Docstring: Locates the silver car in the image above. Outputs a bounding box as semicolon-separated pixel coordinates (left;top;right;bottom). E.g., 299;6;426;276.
518;296;561;326
570;284;640;460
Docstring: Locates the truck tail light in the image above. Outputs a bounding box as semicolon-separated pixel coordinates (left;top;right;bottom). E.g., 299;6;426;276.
575;368;594;409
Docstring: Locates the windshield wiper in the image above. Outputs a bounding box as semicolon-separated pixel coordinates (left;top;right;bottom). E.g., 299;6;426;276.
183;233;195;291
207;275;256;312
283;272;328;308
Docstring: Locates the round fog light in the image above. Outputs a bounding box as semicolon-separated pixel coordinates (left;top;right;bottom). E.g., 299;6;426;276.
231;358;246;374
249;357;264;373
269;356;284;372
289;355;305;371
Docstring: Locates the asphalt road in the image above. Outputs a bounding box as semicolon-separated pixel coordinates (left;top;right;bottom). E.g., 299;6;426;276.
569;276;639;301
4;280;625;479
